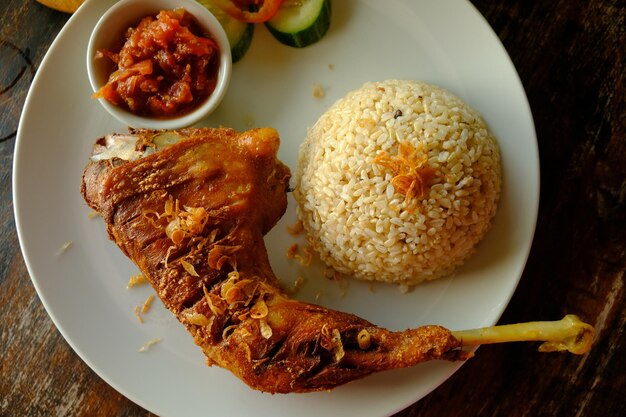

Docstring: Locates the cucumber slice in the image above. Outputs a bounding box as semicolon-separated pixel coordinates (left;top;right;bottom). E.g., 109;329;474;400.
196;0;255;62
265;0;331;48
229;23;254;63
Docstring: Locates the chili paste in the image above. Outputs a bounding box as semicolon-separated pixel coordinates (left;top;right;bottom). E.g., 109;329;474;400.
94;8;220;118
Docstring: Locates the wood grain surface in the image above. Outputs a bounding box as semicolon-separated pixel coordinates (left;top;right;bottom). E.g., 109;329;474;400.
1;1;624;416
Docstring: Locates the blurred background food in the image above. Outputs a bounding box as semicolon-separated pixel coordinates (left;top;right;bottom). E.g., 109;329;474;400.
36;0;84;13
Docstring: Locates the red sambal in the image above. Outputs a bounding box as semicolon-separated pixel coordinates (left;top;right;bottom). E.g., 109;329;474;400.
94;8;220;118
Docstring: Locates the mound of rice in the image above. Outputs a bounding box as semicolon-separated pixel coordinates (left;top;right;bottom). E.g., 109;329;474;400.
293;80;502;286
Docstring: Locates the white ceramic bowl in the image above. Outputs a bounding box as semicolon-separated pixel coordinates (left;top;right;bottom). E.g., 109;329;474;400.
86;0;232;130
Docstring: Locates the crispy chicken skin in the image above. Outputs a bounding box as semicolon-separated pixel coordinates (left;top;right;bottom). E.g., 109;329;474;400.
81;127;466;393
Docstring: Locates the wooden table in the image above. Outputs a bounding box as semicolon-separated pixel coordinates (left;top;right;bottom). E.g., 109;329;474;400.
1;1;624;416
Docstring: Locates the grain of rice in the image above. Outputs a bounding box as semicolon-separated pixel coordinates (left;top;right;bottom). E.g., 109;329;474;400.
294;80;501;285
138;338;162;352
56;240;73;256
141;294;155;314
134;305;144;324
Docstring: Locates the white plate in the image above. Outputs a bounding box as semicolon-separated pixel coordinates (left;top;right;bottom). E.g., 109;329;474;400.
13;0;538;416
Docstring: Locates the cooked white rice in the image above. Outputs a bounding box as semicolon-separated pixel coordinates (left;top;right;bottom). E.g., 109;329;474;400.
293;80;502;286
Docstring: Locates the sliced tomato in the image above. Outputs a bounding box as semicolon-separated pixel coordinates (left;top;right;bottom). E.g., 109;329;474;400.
212;0;284;23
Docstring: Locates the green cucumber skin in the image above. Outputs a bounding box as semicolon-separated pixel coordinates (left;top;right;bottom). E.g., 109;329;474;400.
195;0;254;63
265;0;331;48
231;23;254;63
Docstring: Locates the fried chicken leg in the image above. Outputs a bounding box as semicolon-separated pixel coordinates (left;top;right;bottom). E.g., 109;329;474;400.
81;127;593;393
81;127;466;393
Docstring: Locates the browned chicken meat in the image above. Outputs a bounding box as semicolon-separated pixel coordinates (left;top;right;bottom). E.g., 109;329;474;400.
81;127;467;393
81;127;593;393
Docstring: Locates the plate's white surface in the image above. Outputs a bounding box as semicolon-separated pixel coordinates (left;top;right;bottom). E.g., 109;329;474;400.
13;0;538;416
